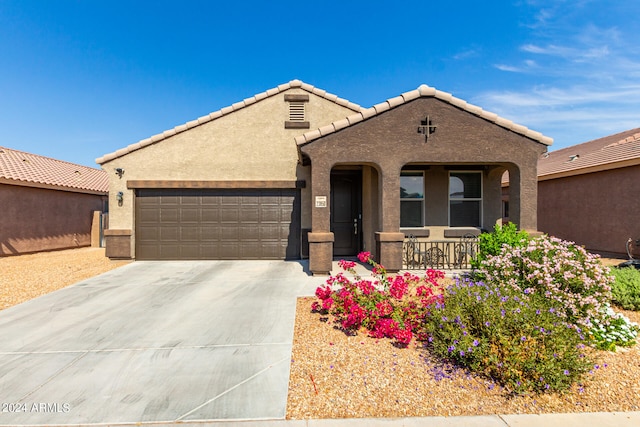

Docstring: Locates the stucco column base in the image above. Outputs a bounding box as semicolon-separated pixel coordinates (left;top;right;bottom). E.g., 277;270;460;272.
308;232;334;275
375;232;405;272
104;229;132;259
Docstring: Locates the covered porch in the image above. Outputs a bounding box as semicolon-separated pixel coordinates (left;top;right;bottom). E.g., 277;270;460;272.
295;85;550;275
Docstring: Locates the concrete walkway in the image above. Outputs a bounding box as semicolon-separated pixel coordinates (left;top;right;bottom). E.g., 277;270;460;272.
0;260;637;426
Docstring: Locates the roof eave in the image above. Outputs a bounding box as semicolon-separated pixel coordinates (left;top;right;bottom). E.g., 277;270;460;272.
97;79;364;165
0;177;108;195
296;84;553;148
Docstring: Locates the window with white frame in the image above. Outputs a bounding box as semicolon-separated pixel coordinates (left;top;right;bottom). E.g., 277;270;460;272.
449;171;482;227
400;171;424;227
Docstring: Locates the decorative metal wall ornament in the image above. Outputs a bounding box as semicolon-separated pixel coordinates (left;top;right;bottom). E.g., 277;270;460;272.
417;116;437;142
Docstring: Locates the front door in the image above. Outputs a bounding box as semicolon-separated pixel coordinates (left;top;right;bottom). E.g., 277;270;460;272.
331;171;362;256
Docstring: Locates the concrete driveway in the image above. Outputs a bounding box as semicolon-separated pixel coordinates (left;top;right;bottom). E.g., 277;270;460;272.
0;261;324;425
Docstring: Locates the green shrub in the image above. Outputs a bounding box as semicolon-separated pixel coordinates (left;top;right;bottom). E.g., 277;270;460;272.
424;277;593;395
471;223;530;270
610;267;640;310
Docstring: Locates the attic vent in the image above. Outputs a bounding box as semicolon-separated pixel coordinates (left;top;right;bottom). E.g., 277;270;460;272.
289;101;305;121
284;94;310;129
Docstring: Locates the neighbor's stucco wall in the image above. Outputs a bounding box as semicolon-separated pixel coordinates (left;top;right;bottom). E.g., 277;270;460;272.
101;88;356;256
538;165;640;256
0;183;105;256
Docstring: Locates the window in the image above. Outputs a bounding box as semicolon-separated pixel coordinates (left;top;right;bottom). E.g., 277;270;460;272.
400;172;424;227
449;172;482;227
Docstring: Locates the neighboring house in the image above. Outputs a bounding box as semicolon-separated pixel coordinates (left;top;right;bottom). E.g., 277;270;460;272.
0;147;108;255
535;128;640;257
97;80;551;274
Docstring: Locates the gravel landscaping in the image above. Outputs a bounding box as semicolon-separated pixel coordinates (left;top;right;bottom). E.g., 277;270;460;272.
286;267;640;420
0;247;129;310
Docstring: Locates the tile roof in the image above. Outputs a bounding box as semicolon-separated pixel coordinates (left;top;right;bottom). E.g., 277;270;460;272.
295;84;554;146
537;128;640;180
96;79;364;165
0;146;108;194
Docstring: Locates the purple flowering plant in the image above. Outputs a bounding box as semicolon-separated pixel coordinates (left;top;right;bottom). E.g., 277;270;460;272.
424;276;594;394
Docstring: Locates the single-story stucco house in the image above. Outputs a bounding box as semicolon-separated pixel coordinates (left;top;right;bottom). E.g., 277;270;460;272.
97;80;552;274
517;128;639;258
0;147;108;255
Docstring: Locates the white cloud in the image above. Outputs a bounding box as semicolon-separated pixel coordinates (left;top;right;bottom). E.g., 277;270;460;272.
483;2;640;148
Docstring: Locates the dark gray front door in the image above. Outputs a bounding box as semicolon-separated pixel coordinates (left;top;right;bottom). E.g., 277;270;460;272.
330;171;362;256
135;188;300;260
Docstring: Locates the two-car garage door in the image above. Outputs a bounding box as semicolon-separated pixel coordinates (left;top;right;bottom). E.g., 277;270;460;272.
135;188;300;260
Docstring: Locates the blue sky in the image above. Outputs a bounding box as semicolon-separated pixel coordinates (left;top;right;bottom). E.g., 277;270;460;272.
1;0;639;168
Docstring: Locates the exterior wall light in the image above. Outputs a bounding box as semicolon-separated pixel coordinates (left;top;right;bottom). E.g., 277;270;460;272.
116;191;124;207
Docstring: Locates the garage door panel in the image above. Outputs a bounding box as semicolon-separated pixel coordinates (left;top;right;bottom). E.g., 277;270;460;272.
260;207;280;223
181;226;199;242
161;209;179;222
136;189;300;260
138;208;160;222
200;226;219;241
160;227;179;241
181;208;199;223
220;207;239;222
160;196;180;205
219;242;240;259
201;209;219;222
221;196;240;205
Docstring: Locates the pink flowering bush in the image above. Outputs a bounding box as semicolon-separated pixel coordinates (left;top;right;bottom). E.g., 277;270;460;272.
478;235;613;329
312;252;445;346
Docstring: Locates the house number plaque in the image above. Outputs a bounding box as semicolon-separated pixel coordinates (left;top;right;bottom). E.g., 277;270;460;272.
315;196;327;208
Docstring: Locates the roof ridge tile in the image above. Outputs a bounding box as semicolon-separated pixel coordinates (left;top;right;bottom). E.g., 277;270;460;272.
296;83;553;147
97;79;363;164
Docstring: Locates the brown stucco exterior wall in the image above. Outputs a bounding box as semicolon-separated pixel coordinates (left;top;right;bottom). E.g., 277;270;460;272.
538;165;640;256
0;183;106;256
300;97;546;273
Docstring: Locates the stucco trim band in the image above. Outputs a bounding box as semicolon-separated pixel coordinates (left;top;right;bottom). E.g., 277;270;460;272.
126;180;306;189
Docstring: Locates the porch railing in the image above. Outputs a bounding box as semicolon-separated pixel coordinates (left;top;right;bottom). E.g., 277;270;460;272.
402;235;479;270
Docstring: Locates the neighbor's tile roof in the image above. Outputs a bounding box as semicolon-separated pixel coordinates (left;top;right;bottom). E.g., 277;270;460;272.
537;128;640;180
96;79;364;165
295;84;553;146
0;146;108;194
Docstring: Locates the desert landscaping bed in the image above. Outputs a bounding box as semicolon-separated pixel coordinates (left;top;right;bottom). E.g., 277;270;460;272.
287;295;640;419
0;247;129;310
2;249;638;418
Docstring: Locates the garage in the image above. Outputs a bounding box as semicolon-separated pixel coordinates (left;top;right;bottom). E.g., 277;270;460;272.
135;188;300;260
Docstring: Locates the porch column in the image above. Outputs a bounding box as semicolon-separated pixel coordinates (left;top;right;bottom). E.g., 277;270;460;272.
507;164;538;232
375;165;404;272
308;160;333;275
518;163;539;232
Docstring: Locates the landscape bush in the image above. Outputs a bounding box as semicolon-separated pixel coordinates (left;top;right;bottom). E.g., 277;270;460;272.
470;223;530;270
610;267;640;311
312;252;444;346
312;237;637;396
477;235;613;328
423;276;594;394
